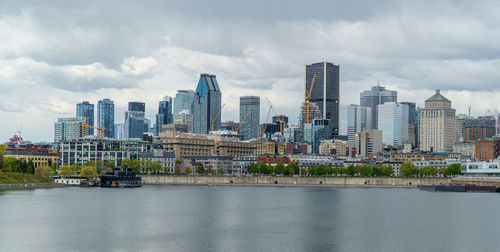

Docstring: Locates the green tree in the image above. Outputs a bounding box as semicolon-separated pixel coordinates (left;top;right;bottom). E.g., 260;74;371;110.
35;165;52;178
372;166;381;176
346;165;357;176
382;166;393;176
217;168;224;175
59;165;75;177
275;162;285;175
2;157;19;172
445;163;462;176
359;165;373;176
400;162;415;176
422;166;437;176
0;144;6;169
206;166;213;175
300;168;307;176
26;160;35;174
249;163;258;174
258;163;268;174
308;165;317;176
286;162;299;175
80;166;98;178
175;159;183;165
151;162;163;174
196;165;205;174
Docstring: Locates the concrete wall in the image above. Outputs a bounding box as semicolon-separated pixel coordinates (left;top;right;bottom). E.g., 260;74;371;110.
142;175;452;187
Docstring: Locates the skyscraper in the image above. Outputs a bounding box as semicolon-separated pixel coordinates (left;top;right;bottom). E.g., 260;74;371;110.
378;102;409;146
239;96;260;140
156;96;173;135
97;99;114;138
419;90;456;152
76;101;94;136
400;102;416;147
54;117;84;143
339;104;372;143
305;62;340;137
174;90;195;115
125;101;146;139
193;74;222;134
360;85;397;130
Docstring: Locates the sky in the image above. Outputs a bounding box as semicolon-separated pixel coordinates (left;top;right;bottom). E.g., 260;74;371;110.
1;0;500;142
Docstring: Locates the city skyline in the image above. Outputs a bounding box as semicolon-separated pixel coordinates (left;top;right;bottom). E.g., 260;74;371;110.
2;1;500;141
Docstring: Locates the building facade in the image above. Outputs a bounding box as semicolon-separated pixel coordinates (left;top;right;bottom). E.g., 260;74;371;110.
156;96;173;135
378;102;409;146
193;74;222;134
239;96;260;140
174;110;194;132
54;117;84;143
339;104;372;142
125;101;146;139
463;116;496;141
97;99;114;138
419;90;456;152
475;138;500;161
355;129;383;157
360;85;397;130
305;62;340;137
174;90;195;115
76;101;94;136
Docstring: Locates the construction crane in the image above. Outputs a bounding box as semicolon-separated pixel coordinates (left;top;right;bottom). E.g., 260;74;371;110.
260;105;273;137
306;73;317;124
265;97;286;135
236;106;252;133
210;104;226;132
81;118;111;139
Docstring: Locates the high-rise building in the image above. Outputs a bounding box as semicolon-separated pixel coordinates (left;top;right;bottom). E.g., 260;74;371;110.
193;74;222;134
54;117;84;143
299;102;321;128
304;119;331;154
360;85;397;130
174;90;195;115
156;96;173;135
97;99;114;138
114;123;124;139
174;110;194;133
305;62;340;137
339;104;372;143
125;101;146;139
400;102;417;147
419;90;456;152
456;114;474;142
239;96;260;140
355;129;383;157
76;101;94;136
378;102;409;146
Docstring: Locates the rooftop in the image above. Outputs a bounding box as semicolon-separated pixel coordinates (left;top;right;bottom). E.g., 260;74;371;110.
425;89;451;102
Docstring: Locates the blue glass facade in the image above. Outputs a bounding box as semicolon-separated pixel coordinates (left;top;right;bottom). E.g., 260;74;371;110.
156;96;173;135
193;74;222;134
97;99;115;138
76;101;94;136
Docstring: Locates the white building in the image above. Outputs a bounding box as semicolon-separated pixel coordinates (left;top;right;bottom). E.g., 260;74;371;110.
54;176;85;186
377;102;409;146
54;117;84;143
461;162;500;177
419;90;456;152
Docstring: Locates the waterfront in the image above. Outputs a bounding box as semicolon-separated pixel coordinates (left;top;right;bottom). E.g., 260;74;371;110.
1;186;499;251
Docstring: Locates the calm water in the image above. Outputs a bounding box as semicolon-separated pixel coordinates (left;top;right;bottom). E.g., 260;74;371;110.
0;185;499;252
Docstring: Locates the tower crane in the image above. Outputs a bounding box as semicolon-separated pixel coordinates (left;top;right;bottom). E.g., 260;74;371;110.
260;105;273;137
306;73;317;124
81;118;111;139
236;106;252;133
265;97;285;135
210;104;226;132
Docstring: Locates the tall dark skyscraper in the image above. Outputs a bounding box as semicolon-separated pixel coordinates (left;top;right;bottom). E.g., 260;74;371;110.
76;101;94;136
125;101;146;139
305;62;340;137
360;85;397;130
156;96;173;135
97;99;115;138
193;74;222;134
239;96;260;140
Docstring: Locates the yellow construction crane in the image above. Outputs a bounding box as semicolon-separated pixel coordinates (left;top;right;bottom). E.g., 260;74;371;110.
210;104;226;132
265;97;285;135
306;73;317;124
81;118;111;139
259;105;273;137
236;106;252;133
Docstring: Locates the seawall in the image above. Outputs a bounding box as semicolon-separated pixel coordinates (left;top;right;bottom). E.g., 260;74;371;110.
0;183;65;190
142;176;453;187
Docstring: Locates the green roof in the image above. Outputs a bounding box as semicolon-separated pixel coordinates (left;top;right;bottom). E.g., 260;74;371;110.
425;90;450;102
456;113;473;119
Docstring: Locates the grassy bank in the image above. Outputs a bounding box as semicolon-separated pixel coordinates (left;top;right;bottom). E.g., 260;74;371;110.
0;172;50;184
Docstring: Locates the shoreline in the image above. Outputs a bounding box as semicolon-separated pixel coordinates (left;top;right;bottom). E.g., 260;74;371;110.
0;183;64;190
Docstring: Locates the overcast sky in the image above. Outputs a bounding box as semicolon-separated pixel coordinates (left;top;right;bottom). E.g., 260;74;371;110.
1;0;500;142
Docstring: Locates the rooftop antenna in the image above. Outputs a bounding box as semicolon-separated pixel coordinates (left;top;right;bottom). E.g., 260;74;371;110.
468;105;471;117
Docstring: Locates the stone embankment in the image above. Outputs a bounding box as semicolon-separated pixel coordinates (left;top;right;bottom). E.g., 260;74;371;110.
0;183;64;190
142;175;454;187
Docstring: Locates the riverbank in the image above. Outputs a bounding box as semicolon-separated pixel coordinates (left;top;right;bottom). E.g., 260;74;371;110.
142;175;456;187
0;183;64;190
0;172;50;184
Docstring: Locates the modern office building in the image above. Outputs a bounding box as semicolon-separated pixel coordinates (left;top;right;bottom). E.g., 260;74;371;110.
305;62;340;137
156;96;173;135
304;119;331;154
239;96;260;140
193;74;222;134
378;102;409;146
97;99;114;138
355;129;383;157
76;101;94;136
400;102;417;147
114;123;124;140
283;126;304;143
174;110;194;133
339;104;372;143
54;117;84;143
419;90;456;152
360;85;397;130
174;90;195;115
124;101;146;139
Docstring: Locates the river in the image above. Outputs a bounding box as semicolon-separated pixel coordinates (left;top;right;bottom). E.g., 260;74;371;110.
0;186;498;251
